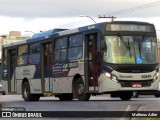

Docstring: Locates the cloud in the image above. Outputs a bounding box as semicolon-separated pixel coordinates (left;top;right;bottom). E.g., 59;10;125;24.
1;0;160;38
0;0;160;18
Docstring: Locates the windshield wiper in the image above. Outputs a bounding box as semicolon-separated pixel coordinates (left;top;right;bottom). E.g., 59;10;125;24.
138;38;141;57
138;35;145;58
118;33;131;57
118;33;130;49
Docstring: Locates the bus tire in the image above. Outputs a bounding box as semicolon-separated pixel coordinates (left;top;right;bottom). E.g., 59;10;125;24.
132;91;139;98
75;78;90;101
119;91;133;101
33;94;41;101
58;94;73;101
2;92;6;95
154;93;160;98
22;81;40;101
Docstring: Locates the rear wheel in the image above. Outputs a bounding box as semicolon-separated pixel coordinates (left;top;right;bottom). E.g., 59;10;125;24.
75;78;90;101
132;91;139;98
119;91;133;101
2;92;6;95
154;92;160;98
22;81;40;101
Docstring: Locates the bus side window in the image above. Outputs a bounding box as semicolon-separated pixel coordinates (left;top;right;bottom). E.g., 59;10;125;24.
29;43;40;64
17;45;28;66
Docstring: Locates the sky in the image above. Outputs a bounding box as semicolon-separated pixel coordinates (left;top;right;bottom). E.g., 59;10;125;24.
0;0;160;38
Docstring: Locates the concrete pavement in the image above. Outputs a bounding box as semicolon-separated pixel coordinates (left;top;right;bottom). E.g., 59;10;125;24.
137;103;160;111
131;103;160;120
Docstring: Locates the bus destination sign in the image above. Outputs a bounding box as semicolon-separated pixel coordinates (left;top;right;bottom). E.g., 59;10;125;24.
106;24;152;32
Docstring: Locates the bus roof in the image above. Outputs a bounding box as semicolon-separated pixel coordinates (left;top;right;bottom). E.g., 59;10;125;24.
2;22;105;48
2;21;154;48
32;28;68;38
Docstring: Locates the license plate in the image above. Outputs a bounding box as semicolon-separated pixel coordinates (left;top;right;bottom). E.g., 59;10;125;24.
132;84;142;88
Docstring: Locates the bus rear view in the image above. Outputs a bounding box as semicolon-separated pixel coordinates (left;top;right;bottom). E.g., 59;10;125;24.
99;22;159;100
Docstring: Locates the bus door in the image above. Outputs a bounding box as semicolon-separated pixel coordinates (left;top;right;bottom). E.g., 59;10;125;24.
85;33;100;92
7;48;17;93
41;42;52;92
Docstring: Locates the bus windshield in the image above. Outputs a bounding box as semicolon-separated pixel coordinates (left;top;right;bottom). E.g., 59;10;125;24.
103;36;158;64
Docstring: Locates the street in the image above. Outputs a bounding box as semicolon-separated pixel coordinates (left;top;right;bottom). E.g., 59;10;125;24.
0;94;160;120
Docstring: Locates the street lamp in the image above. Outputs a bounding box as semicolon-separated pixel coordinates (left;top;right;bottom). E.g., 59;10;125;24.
24;31;35;38
79;15;96;23
24;30;34;34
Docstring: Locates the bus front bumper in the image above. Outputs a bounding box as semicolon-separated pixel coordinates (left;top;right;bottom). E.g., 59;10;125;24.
98;74;160;93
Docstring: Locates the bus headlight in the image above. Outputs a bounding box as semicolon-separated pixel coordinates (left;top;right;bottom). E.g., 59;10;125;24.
105;72;111;78
153;72;159;81
104;72;118;82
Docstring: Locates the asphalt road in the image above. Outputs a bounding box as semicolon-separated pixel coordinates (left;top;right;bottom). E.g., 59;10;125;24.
0;94;160;120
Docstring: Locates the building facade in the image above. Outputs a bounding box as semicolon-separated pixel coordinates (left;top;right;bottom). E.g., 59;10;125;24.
0;31;30;60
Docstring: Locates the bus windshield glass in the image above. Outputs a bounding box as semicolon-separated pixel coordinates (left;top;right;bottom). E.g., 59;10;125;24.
103;36;158;64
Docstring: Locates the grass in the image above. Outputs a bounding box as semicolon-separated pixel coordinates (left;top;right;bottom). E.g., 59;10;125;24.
136;118;160;120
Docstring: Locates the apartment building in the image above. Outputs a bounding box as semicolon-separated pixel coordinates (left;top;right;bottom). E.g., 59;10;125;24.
0;31;30;59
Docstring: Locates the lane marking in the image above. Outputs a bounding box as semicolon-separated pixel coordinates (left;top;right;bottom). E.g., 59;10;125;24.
120;105;131;120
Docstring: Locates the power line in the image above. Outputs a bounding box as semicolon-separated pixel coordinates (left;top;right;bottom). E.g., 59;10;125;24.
56;18;93;29
100;0;160;16
57;1;160;28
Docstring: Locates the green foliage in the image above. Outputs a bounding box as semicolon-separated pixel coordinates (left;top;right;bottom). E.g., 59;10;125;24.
136;118;160;120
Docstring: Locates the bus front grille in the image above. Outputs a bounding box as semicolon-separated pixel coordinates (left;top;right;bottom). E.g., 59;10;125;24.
118;80;153;87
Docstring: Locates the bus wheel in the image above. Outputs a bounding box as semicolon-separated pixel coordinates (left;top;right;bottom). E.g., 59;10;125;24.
154;93;160;98
33;94;41;101
75;78;90;101
119;91;133;101
58;94;73;101
132;91;139;98
2;92;6;95
22;81;40;101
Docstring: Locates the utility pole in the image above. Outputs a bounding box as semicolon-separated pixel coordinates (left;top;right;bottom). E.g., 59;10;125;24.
98;15;116;21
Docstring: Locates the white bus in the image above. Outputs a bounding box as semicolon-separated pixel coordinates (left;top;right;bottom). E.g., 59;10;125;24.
1;21;159;101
